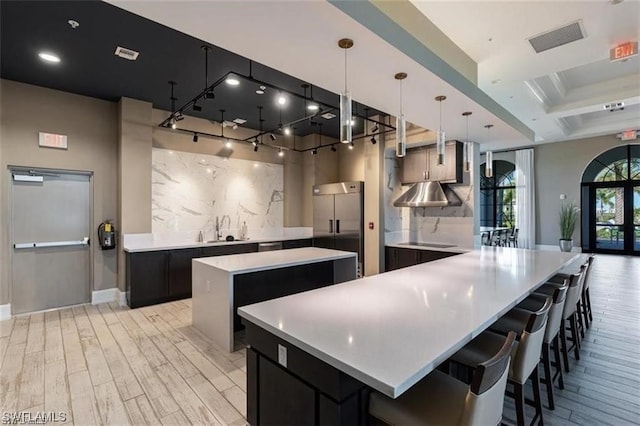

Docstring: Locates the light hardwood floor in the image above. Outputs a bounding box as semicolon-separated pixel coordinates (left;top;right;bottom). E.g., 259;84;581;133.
0;254;638;425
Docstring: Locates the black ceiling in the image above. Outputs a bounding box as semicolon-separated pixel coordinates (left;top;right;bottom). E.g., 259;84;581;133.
0;0;385;140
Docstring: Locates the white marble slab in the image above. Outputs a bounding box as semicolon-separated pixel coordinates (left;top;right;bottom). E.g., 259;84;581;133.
238;247;578;398
152;148;283;236
192;248;357;352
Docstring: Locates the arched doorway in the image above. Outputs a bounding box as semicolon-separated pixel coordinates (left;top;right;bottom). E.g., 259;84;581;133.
581;144;640;255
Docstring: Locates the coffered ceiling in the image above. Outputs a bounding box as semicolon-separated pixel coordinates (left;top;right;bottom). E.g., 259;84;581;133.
411;0;640;147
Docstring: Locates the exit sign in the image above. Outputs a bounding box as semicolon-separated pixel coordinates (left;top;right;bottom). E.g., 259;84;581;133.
610;42;638;62
620;130;637;141
38;132;68;149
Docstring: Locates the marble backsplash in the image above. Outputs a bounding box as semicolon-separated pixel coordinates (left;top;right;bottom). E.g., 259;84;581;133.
152;148;283;236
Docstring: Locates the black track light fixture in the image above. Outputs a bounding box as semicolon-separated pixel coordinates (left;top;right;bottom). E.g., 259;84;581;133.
193;133;198;143
311;148;318;155
330;145;337;152
370;136;377;145
269;134;277;141
253;144;259;153
348;141;354;150
371;124;379;133
192;101;202;112
252;138;258;147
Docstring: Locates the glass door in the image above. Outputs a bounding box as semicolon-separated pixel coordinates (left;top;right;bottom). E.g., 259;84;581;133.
594;186;625;252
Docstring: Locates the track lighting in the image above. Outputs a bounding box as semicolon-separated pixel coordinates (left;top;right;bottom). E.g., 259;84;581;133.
371;124;379;133
338;38;353;144
277;93;286;106
370;136;377;145
348;142;354;150
193;133;198;143
350;118;356;126
307;104;319;111
311;148;318;155
269;134;277;141
226;140;232;149
192;101;202;112
331;145;337;152
204;89;215;99
175;113;184;122
284;127;291;136
252;138;258;147
254;144;259;152
225;77;240;86
256;85;265;95
278;148;284;157
169;117;177;129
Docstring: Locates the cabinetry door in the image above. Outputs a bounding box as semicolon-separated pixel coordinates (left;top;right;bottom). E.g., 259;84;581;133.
418;250;459;264
428;142;462;182
168;248;201;299
401;149;428;183
127;251;169;308
396;248;420;269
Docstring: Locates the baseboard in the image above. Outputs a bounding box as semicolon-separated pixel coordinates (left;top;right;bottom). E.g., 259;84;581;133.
91;288;119;305
0;304;11;321
536;244;582;253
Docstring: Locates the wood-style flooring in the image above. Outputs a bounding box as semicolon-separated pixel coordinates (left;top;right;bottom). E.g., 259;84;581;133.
0;253;638;425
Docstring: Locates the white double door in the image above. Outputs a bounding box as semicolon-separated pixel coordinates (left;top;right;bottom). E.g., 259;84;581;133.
11;169;91;314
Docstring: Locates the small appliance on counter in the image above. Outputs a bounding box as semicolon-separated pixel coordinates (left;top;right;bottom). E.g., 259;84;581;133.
98;221;116;250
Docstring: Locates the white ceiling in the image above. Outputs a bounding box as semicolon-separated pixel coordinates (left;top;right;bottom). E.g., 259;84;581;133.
107;0;639;151
411;0;640;147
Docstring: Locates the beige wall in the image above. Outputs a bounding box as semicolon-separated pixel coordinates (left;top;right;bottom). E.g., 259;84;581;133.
535;134;629;246
0;80;119;304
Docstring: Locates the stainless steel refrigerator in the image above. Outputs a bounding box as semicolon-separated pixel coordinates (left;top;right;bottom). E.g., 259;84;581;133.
313;181;364;276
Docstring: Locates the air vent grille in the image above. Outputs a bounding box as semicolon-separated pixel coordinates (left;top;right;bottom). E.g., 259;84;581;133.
114;46;140;61
528;21;585;53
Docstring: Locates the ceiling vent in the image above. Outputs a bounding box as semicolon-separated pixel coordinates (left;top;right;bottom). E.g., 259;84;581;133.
527;21;585;53
604;101;625;112
114;46;139;61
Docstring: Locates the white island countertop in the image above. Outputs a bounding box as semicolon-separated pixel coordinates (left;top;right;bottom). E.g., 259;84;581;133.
238;247;578;398
194;247;357;274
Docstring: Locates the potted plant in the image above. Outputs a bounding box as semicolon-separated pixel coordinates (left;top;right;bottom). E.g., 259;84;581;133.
559;202;579;252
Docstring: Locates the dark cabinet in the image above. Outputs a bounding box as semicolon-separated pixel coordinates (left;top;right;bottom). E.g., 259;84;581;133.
126;250;169;308
168;248;201;299
385;246;459;271
282;239;312;249
401;141;463;184
201;243;258;257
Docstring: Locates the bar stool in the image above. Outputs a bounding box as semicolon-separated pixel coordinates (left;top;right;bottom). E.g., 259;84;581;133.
491;282;569;410
508;228;519;247
369;332;516;426
450;297;552;426
539;266;586;372
581;255;595;328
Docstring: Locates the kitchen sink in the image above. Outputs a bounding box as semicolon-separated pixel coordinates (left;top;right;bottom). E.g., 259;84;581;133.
398;242;457;249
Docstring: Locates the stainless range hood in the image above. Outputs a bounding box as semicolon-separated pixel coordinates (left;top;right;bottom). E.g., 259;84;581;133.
393;181;461;207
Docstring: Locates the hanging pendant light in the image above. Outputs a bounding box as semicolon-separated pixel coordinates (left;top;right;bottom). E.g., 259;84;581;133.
462;111;472;173
338;38;353;144
484;124;494;178
435;96;447;165
395;72;407;157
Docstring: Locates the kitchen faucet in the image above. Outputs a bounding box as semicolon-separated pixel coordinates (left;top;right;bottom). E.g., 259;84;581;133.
215;216;222;241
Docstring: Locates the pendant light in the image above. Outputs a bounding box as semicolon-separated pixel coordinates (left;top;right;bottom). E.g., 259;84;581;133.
338;38;353;144
462;111;472;173
435;96;447;165
484;124;494;178
395;72;407;157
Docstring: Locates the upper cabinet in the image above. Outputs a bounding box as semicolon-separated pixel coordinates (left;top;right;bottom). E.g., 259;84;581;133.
401;141;463;184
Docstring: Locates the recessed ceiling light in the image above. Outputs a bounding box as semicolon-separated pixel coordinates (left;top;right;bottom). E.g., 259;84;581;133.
233;118;246;124
38;52;60;63
256;85;266;95
277;93;287;106
226;77;240;86
350;118;356;126
226;141;232;148
307;104;319;111
321;112;336;120
68;19;79;29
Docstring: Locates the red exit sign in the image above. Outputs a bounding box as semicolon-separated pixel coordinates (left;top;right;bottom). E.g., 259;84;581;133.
610;42;638;62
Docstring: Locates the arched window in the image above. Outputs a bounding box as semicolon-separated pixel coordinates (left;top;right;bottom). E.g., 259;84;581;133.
581;144;640;255
480;160;516;228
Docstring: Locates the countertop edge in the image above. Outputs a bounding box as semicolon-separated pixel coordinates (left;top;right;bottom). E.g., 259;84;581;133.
385;242;470;253
123;235;313;253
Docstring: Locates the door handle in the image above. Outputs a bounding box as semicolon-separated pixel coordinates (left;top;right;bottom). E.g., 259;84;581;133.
14;237;90;249
336;219;340;234
329;219;333;233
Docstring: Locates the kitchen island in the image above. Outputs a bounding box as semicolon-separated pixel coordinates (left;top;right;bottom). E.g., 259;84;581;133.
238;247;578;425
192;247;357;352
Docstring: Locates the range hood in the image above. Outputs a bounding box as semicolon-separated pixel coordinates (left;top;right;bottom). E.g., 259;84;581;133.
393;181;461;208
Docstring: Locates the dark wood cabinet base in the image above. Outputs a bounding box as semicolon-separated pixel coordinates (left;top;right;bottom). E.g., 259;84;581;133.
245;322;369;426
